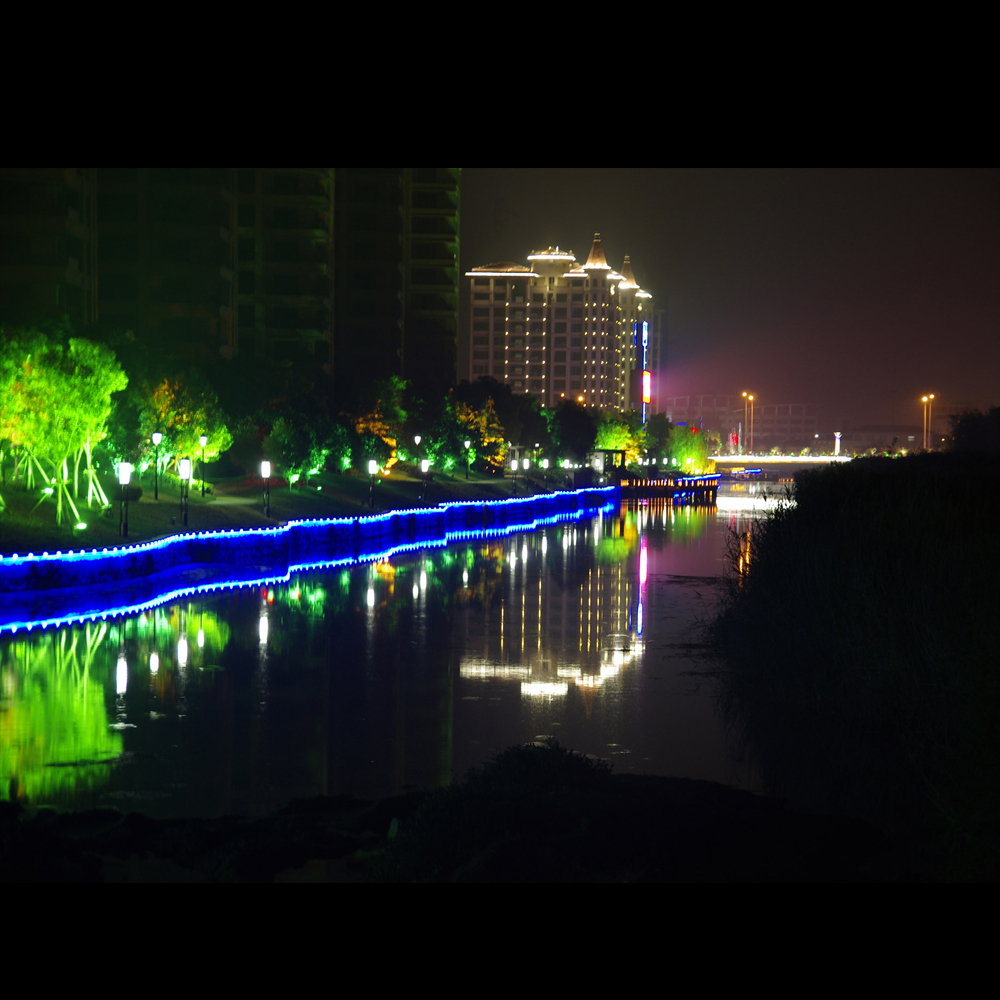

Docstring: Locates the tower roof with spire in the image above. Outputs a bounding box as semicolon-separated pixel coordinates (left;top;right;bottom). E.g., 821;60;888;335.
583;232;611;270
618;255;639;289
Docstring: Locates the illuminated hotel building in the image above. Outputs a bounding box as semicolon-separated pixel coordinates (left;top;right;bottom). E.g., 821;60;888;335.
466;233;656;412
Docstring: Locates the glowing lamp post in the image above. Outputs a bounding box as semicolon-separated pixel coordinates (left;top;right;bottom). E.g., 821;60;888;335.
199;434;208;496
151;432;162;500
741;392;748;454
420;458;430;504
464;439;471;480
510;457;518;492
921;394;935;450
542;458;549;489
261;460;271;517
118;462;132;538
368;459;378;509
178;458;191;527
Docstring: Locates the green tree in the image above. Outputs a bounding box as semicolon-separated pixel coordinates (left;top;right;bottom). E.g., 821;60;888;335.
131;373;233;481
2;332;127;524
595;410;646;465
547;400;597;463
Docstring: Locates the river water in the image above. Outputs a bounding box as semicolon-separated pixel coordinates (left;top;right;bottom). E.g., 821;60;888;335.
1;497;765;818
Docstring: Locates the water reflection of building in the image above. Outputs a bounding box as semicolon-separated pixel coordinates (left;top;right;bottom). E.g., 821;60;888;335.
458;517;644;699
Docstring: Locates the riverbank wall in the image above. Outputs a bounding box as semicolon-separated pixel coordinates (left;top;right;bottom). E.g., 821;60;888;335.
0;487;617;632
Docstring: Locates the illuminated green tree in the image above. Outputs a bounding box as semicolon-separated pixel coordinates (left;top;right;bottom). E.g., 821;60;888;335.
1;331;127;523
667;424;711;473
135;374;233;477
595;410;646;465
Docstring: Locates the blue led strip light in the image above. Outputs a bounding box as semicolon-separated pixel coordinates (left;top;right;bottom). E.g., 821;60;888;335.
0;488;617;633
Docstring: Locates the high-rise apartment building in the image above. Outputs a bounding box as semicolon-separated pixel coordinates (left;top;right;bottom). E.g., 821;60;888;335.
466;234;658;413
2;167;459;408
0;168;98;327
96;168;237;367
235;168;333;379
333;168;460;405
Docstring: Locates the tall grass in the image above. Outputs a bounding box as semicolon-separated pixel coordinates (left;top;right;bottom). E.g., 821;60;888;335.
711;454;1000;879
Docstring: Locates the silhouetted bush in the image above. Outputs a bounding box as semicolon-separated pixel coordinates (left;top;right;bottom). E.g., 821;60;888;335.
712;454;1000;879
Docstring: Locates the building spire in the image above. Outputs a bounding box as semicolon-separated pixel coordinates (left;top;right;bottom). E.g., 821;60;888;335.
584;232;611;270
619;255;638;288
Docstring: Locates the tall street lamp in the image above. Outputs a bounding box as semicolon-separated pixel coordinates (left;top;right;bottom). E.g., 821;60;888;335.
749;394;755;453
420;459;430;504
178;458;191;527
510;458;518;492
922;393;935;449
151;432;162;500
118;462;132;538
199;434;208;497
741;392;748;454
261;460;271;517
368;459;378;509
464;439;471;480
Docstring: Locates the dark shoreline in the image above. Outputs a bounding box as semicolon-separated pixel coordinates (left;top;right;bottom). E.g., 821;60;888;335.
1;749;919;883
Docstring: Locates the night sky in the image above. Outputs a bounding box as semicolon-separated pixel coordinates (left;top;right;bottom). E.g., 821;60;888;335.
460;168;999;431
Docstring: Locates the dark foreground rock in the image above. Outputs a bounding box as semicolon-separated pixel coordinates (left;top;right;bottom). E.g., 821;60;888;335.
0;744;926;882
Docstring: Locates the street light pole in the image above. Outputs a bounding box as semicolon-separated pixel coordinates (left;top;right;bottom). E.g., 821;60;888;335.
368;459;378;510
749;394;755;454
200;435;207;497
151;432;162;500
464;439;471;480
261;460;271;517
179;458;191;527
742;392;748;454
118;463;132;538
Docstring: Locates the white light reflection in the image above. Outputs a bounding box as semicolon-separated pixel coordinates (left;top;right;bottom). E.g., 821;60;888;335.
521;681;568;697
116;656;127;693
149;652;159;674
258;615;268;645
177;636;188;666
367;587;375;608
197;628;205;648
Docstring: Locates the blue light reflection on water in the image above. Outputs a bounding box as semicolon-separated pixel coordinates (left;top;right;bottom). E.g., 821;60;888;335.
0;502;764;818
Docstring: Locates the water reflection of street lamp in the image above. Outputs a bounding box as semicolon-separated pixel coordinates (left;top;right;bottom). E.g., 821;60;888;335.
151;432;162;500
199;434;208;497
368;459;378;509
118;462;132;538
464;439;471;480
261;460;271;517
179;458;191;527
